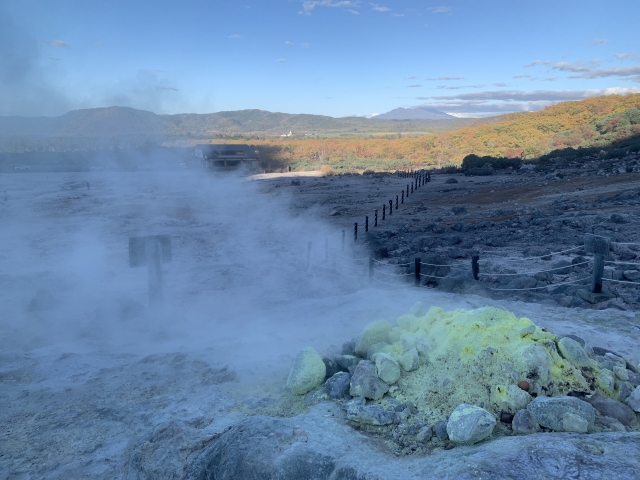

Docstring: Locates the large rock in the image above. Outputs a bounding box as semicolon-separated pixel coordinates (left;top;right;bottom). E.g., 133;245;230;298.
375;353;400;385
325;372;351;399
354;320;392;356
446;404;496;445
557;337;592;368
286;347;327;395
527;396;595;433
346;404;395;426
627;386;640;412
585;392;636;426
334;354;360;373
349;360;389;400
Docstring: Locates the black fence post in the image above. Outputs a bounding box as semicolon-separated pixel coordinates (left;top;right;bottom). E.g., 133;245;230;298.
401;190;404;204
382;204;386;220
592;254;604;293
407;184;410;197
389;199;393;215
472;255;479;280
354;222;358;243
365;216;369;232
411;184;413;194
375;209;378;227
414;257;421;286
395;195;399;209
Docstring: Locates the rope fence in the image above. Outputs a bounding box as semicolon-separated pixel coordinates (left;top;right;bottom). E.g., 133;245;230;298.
320;231;640;300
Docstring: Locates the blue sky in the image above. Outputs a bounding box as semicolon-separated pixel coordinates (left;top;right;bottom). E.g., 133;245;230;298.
2;0;639;118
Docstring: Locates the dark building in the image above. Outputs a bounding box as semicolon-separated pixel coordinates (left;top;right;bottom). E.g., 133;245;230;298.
194;144;260;171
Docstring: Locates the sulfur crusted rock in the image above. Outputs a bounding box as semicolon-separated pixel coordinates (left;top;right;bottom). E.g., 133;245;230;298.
355;320;392;356
398;348;420;372
287;347;327;395
627;385;640;412
557;337;592;368
491;384;533;414
375;353;401;385
446;404;496;445
526;396;595;432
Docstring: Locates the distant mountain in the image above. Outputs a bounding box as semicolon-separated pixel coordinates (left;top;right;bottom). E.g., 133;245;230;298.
0;106;476;141
373;106;455;120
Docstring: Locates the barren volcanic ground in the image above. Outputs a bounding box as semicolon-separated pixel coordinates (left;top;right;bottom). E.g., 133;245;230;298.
1;164;640;479
254;154;640;310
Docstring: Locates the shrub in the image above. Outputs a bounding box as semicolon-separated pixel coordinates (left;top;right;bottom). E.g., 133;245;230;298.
320;164;337;176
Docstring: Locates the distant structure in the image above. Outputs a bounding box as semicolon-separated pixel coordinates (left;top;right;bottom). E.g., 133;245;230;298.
193;144;260;171
280;131;293;137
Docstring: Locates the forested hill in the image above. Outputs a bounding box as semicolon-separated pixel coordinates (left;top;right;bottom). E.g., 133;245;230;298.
244;94;640;170
0;106;482;140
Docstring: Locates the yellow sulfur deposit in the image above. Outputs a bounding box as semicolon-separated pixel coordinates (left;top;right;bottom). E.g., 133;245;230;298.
368;303;604;423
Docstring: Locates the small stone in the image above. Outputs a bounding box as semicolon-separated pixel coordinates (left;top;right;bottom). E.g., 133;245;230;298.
512;409;540;434
598;369;616;396
346;404;395;426
416;426;432;442
557;337;592;368
613;365;630;381
287;347;327;395
500;411;514;423
375;353;401;385
349;360;389;400
446;404;496;445
434;420;449;440
596;416;627;432
585;392;636;426
517;381;530;392
519;325;536;337
623;270;640;282
398;348;420;372
325;372;351;399
527;396;595;432
626;385;640;412
618;381;634;401
334;354;360;373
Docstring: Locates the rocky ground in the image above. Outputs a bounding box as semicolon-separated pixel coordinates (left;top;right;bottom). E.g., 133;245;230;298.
254;151;640;311
1;164;640;479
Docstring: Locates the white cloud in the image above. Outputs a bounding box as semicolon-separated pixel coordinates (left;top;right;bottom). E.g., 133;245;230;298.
426;76;463;81
427;6;451;14
47;39;69;48
348;9;360;14
570;66;640;79
277;59;287;63
513;74;531;78
228;34;242;39
371;4;390;12
593;37;609;45
156;86;179;91
285;40;293;46
524;60;593;72
494;82;507;87
436;84;485;90
392;13;405;17
299;1;358;15
615;53;640;61
407;84;422;87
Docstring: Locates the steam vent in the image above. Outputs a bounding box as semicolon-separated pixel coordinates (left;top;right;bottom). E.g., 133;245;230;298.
289;303;640;448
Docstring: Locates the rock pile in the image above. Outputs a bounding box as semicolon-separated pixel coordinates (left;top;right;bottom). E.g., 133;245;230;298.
287;303;640;451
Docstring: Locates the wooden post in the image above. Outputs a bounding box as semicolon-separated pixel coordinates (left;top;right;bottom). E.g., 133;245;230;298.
146;237;163;308
354;222;358;243
374;209;378;227
382;204;386;220
414;257;421;286
389;199;393;215
406;184;409;197
365;216;369;232
395;195;399;209
307;241;312;270
472;255;479;280
592;254;604;293
401;190;404;204
341;230;345;251
411;184;413;194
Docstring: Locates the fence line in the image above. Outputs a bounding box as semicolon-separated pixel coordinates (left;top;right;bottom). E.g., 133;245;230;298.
479;245;582;262
603;278;640;286
487;276;591;292
373;269;412;277
479;260;592;277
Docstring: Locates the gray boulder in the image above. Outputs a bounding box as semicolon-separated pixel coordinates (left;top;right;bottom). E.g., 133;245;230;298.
325;372;351;399
585;392;636;426
354;320;392;356
446;404;496;445
349;360;389;400
434;420;449;440
527;396;595;433
346;404;395;426
375;353;400;385
334;354;360;373
512;409;541;434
